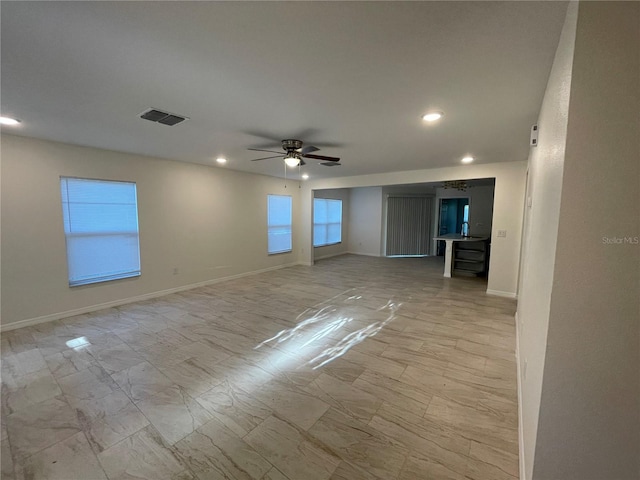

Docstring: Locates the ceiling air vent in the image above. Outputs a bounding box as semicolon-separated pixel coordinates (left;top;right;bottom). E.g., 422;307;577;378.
139;108;188;126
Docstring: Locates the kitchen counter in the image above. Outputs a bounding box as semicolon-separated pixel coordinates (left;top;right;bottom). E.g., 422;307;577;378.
433;234;489;277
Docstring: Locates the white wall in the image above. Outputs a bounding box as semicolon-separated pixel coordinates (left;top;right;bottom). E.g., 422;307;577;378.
518;2;640;478
303;161;526;297
0;134;301;329
347;187;383;256
313;188;349;260
527;2;639;479
516;2;577;478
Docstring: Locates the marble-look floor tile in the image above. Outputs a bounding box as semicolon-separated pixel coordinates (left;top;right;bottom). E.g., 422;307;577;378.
0;329;37;356
1;349;47;380
136;385;212;445
328;460;380;480
1;368;62;414
317;357;366;384
33;333;82;357
174;417;272;480
19;432;108;480
368;403;470;475
196;381;272;437
1;437;15;480
424;395;518;455
177;341;231;369
342;349;407;379
397;450;467;480
5;396;81;461
455;339;515;363
70;389;149;452
352;369;431;417
261;467;289;480
467;440;519;479
179;324;257;356
1;255;518;480
98;426;188;480
245;415;340;480
116;328;164;351
75;332;126;354
112;361;173;402
157;358;223;397
303;373;382;422
205;355;276;392
44;348;99;379
308;407;407;480
252;379;330;430
399;365;480;409
58;365;120;401
381;346;449;375
94;343;145;374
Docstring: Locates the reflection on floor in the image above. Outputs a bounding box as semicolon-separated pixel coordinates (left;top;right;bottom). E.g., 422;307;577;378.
1;255;518;480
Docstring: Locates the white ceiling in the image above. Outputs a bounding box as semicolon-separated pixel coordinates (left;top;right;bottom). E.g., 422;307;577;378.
1;1;568;180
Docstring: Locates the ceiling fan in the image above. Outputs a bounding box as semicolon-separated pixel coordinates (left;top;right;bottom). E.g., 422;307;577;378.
249;139;341;167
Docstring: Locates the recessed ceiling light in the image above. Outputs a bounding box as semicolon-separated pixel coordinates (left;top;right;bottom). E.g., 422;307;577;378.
0;116;21;126
422;111;443;122
461;156;474;164
301;174;309;180
216;157;227;164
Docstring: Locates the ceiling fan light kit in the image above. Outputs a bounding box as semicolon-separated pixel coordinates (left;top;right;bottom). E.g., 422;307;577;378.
284;154;301;167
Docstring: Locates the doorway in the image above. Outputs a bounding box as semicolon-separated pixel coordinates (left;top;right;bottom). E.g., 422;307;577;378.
437;197;469;255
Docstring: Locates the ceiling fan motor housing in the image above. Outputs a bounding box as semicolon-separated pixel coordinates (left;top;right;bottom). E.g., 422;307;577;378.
282;139;303;151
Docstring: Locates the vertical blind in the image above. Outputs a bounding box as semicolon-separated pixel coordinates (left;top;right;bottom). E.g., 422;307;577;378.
313;198;342;247
267;194;292;254
60;177;141;286
385;196;433;256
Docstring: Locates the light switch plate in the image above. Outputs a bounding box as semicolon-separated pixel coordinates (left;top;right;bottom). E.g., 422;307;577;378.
497;230;507;238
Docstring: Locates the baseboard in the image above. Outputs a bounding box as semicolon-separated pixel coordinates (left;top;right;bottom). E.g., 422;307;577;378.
346;251;381;257
515;312;527;480
486;288;518;299
0;261;300;332
313;251;349;261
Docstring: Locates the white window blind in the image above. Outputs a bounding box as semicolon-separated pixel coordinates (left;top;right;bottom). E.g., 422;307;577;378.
60;177;141;286
267;194;292;254
313;198;342;247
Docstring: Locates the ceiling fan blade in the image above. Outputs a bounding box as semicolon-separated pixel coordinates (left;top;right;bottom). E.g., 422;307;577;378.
299;145;319;154
302;153;341;162
313;141;346;148
290;128;319;141
244;130;282;143
251;155;284;162
298;159;307;166
248;148;283;154
321;162;341;167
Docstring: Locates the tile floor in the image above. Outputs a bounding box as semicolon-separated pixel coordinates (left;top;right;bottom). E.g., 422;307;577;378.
1;255;519;480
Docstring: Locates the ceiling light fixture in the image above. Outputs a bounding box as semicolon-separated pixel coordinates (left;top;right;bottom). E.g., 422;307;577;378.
284;154;300;167
422;111;444;122
216;157;227;164
461;156;474;164
443;180;468;191
301;174;309;180
0;116;21;126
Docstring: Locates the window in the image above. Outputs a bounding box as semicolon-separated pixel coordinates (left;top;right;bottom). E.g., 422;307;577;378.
267;194;292;254
314;198;342;247
60;177;141;286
